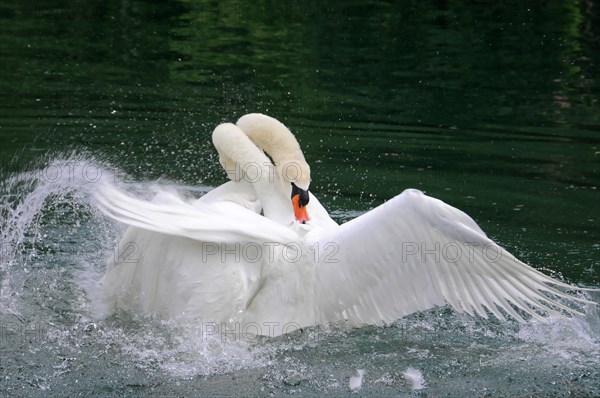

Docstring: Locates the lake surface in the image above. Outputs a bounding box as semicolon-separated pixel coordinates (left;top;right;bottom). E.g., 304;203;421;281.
1;1;599;396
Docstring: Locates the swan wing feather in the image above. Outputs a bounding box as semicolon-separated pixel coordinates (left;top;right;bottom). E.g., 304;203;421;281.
95;183;296;244
314;189;591;326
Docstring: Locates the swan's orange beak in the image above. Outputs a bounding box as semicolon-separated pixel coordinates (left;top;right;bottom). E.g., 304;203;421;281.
292;194;310;224
291;183;310;224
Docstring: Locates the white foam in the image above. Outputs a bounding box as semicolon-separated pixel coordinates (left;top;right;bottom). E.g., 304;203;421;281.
349;369;365;391
403;367;426;390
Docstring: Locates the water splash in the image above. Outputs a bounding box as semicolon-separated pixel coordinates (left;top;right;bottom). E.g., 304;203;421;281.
0;154;119;314
0;153;267;383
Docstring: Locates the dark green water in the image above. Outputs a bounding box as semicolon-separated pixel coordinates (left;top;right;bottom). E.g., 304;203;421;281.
1;1;599;397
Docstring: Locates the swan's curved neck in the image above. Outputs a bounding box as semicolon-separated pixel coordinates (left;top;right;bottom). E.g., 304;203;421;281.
212;123;269;184
236;114;310;191
212;122;296;225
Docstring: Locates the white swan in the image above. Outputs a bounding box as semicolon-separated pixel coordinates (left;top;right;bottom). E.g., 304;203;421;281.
95;113;592;337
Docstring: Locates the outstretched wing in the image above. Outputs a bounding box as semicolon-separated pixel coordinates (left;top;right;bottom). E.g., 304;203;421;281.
314;189;593;326
94;183;296;244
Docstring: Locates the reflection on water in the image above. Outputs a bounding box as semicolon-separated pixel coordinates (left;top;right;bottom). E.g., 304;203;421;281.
1;1;599;396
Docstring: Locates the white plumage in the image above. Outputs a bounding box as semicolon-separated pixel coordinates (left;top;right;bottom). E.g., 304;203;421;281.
94;113;592;336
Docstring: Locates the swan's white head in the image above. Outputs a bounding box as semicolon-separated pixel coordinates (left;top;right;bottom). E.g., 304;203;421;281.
212;114;311;224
